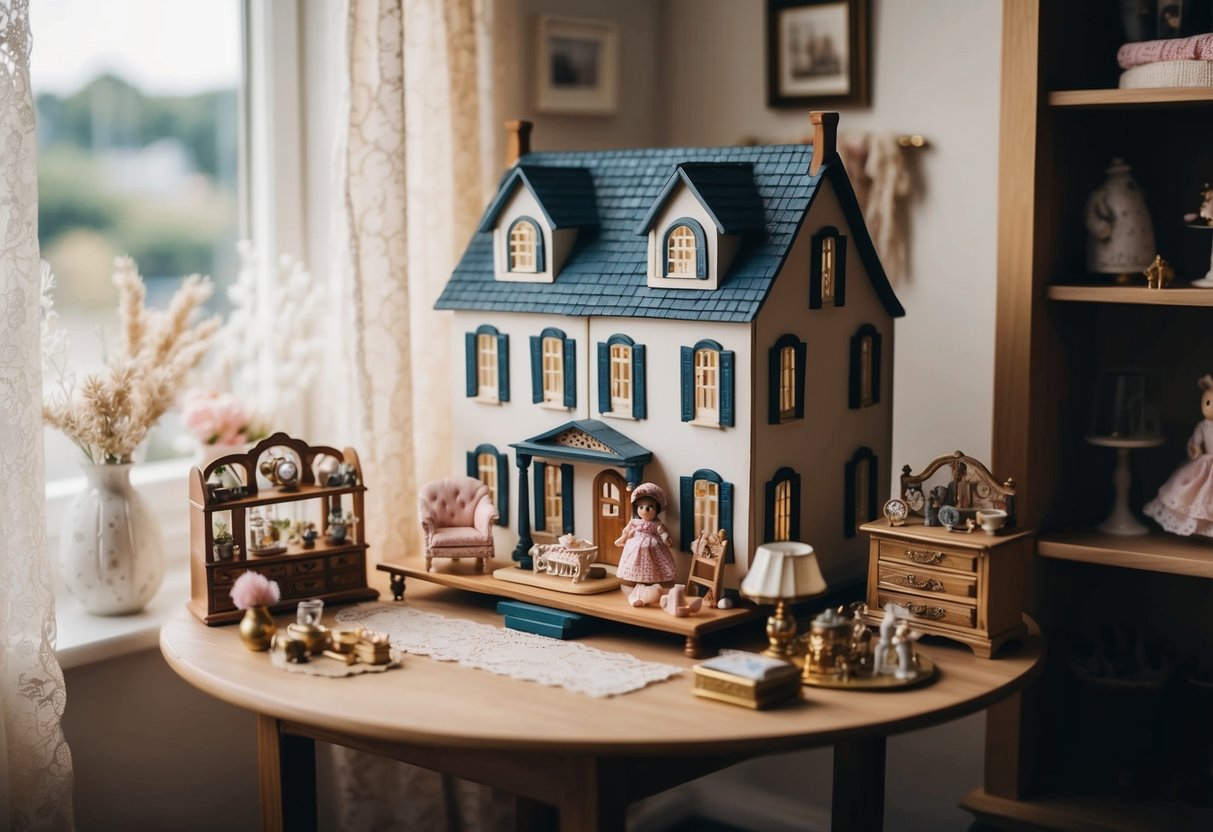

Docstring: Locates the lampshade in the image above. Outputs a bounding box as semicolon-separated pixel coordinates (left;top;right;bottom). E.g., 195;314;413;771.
740;542;827;603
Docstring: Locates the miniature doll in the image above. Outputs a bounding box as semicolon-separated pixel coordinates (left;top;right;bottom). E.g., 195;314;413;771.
1144;375;1213;537
615;482;677;607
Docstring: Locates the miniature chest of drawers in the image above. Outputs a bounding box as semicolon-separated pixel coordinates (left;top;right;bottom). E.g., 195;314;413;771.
860;520;1031;658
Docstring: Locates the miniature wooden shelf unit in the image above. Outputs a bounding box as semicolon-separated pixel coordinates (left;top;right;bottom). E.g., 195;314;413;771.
860;520;1030;659
188;433;378;625
980;1;1213;827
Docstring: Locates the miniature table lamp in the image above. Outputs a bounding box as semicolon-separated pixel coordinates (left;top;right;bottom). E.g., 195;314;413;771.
740;542;827;660
1087;369;1164;535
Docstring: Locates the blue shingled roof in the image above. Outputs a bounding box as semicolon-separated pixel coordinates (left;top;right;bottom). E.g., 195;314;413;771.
439;144;903;323
477;164;598;232
511;419;653;466
636;162;765;235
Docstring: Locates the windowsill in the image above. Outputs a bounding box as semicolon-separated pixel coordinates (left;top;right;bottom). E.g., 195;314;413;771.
540;401;572;412
474;396;502;405
688;418;723;429
602;410;636;421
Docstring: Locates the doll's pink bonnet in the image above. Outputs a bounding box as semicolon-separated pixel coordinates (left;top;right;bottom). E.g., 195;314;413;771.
631;482;667;512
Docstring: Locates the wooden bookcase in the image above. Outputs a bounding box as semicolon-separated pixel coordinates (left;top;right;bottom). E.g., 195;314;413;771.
965;1;1213;828
188;433;378;625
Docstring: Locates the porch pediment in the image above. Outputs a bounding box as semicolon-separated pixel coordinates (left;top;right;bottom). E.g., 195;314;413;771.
510;419;652;468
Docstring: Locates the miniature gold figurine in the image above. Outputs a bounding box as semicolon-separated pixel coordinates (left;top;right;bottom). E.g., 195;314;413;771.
1143;254;1174;289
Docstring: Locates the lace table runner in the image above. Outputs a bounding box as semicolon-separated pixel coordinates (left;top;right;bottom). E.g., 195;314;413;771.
334;603;682;697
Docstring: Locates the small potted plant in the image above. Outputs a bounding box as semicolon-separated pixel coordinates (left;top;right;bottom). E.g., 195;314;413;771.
325;509;358;545
212;521;237;561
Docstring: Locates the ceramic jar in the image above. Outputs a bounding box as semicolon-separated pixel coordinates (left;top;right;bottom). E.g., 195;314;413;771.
1084;158;1156;279
59;464;164;615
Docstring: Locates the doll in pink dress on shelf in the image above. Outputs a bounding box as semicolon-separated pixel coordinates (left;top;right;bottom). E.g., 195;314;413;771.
615;482;677;607
1144;375;1213;537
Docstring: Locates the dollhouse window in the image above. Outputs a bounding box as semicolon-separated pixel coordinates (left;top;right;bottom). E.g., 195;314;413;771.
530;328;575;407
849;324;882;409
810;226;847;308
466;443;508;525
465;325;509;402
681;340;734;426
662;218;707;279
533;461;574;535
507;217;544;273
679;469;734;558
598;334;647;419
764;467;801;543
768;334;806;424
844;447;879;538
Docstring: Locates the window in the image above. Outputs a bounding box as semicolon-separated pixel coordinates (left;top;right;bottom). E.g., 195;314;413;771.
530;328;575;407
768;334;806;424
507;216;543;273
764;467;801;543
849;324;882;409
597;334;646;419
467;444;508;526
661;218;707;279
845;447;879;538
679;469;734;557
32;0;244;480
533;461;574;535
811;226;847;308
465;325;509;402
681;340;734;426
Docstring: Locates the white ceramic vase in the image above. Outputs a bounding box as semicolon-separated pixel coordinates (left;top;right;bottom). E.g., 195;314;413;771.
59;464;164;615
1084;158;1156;277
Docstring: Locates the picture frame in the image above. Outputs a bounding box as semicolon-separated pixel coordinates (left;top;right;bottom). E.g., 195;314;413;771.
534;16;619;116
767;0;870;108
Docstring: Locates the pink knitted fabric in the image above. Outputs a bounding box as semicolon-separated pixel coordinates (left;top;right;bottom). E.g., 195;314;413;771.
1118;34;1213;69
616;519;676;583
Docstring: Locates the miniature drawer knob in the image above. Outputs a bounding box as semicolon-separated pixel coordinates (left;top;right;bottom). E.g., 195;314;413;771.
902;602;947;620
904;548;944;564
902;574;944;592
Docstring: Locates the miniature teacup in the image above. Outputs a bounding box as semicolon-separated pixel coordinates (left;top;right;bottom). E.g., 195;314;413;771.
976;509;1008;534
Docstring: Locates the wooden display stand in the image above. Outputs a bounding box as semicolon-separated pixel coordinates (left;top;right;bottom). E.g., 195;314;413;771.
861;520;1030;659
188;433;378;625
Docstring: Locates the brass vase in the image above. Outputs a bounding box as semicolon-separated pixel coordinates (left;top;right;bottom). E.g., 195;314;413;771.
239;606;276;651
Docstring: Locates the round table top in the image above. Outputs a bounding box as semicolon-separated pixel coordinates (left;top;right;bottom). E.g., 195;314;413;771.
160;580;1043;757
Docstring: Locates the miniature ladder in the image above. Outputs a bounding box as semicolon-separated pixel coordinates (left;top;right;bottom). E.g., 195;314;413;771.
686;529;728;605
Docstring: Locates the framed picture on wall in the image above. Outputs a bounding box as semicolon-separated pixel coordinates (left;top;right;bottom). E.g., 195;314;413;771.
534;16;619;115
767;0;870;108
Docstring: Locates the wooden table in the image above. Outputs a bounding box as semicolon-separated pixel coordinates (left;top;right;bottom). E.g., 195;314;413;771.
159;582;1044;832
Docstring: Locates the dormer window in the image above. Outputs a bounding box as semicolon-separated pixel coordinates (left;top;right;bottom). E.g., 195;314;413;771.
662;218;707;279
507;217;543;273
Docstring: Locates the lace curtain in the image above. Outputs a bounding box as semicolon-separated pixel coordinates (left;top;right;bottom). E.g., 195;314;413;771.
332;0;509;827
0;1;75;828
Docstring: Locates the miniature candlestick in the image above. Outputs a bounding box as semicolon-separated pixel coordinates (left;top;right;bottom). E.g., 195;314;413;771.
1086;435;1164;536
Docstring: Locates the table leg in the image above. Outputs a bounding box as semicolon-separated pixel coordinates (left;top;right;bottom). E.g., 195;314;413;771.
556;758;627;832
831;735;886;832
256;715;317;832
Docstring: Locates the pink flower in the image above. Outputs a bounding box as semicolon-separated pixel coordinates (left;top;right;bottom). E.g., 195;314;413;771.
182;390;260;445
230;571;281;610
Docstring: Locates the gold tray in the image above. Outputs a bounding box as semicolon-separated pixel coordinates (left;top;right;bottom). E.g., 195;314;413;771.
801;655;937;690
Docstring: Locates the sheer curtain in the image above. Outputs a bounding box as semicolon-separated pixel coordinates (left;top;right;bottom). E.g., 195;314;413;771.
0;1;75;829
331;0;513;827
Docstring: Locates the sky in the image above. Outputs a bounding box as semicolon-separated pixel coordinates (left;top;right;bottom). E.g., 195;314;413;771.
29;0;241;96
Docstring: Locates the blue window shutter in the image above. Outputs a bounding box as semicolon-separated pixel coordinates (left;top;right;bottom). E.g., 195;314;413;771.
720;481;735;563
790;471;802;541
466;451;477;478
560;464;574;533
849;332;862;409
809;236;823;310
497;334;510;402
495;450;509;527
680;476;694;552
533;461;546;532
692;222;707;278
534;225;546;272
767;342;781;424
835;235;848;307
464;332;477;397
597;342;610;413
871;330;883;405
530;335;543;403
563;339;576;408
680;346;694;422
763;479;777;542
794;340;807;419
720;350;735;427
632;344;647;420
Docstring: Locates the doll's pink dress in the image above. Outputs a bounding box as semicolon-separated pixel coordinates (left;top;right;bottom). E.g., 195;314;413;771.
1144;419;1213;536
616;519;676;583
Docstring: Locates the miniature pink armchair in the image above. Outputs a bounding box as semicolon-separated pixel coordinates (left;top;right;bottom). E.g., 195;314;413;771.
418;477;498;572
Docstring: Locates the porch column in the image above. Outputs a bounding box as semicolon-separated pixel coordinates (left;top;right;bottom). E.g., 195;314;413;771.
513;453;534;566
625;464;646;489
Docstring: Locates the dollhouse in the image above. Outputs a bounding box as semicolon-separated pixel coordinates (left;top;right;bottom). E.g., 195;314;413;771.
437;112;903;588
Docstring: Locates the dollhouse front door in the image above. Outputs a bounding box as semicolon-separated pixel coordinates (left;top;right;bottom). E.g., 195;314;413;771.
594;469;627;565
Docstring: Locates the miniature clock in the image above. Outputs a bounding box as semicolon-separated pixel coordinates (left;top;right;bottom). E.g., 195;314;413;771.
938;505;961;529
883;498;909;526
260;455;300;491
